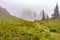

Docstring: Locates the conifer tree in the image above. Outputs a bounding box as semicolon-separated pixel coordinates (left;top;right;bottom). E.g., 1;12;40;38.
42;10;45;20
52;3;59;18
47;14;49;21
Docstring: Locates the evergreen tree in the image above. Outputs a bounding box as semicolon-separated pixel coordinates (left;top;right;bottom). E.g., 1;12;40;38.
42;10;45;20
52;3;59;18
47;14;49;21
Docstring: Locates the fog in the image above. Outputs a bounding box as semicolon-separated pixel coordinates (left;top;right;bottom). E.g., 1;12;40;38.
0;0;60;20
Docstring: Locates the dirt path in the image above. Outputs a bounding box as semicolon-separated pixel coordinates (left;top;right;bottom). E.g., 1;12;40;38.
51;32;60;40
35;23;49;32
35;22;60;40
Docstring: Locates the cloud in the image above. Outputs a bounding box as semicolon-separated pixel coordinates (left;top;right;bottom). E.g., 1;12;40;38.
0;0;60;19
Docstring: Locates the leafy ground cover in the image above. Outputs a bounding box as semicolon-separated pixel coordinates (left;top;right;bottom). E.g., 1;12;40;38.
0;13;60;40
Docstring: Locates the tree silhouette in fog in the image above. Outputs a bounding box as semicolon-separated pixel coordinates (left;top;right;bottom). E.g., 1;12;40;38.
42;10;45;20
52;3;59;18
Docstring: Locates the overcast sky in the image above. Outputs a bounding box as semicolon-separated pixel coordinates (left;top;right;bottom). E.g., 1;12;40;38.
0;0;60;19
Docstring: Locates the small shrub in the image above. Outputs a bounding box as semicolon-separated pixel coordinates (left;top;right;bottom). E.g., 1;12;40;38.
50;29;56;32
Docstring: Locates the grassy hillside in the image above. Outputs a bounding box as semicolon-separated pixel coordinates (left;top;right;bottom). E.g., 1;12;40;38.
0;14;55;40
35;18;60;40
0;7;60;40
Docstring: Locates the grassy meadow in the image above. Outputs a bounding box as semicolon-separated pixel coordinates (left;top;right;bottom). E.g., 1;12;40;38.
0;13;60;40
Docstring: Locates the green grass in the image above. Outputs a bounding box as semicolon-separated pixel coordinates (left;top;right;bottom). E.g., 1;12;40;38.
0;13;60;40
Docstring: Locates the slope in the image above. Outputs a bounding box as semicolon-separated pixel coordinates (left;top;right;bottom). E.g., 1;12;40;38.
0;7;58;40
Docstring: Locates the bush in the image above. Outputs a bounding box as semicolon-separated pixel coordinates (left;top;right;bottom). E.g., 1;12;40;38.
50;29;56;32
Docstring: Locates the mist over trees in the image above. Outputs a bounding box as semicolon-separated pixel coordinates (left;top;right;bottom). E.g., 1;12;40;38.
21;9;34;21
21;3;60;21
0;3;60;21
21;9;48;21
33;11;38;20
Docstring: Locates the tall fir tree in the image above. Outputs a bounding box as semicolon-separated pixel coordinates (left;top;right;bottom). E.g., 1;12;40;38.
52;3;59;18
42;10;45;20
